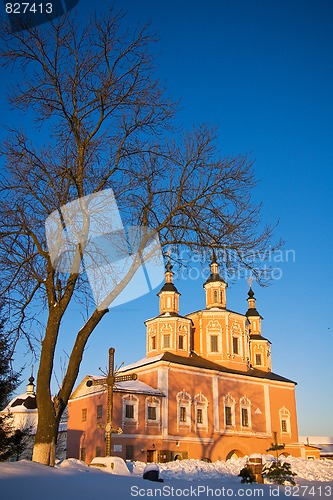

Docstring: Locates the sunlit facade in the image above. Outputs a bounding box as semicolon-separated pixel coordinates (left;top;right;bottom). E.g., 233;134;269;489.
67;258;316;463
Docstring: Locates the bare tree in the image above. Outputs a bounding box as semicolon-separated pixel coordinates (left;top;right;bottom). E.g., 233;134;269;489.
0;10;281;466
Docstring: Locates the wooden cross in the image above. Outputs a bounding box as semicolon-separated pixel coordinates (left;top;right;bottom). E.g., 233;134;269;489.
86;347;137;456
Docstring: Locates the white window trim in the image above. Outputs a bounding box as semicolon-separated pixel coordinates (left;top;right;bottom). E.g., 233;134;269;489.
223;393;236;428
176;390;192;429
122;394;139;428
279;406;291;435
240;396;252;430
194;392;209;431
145;396;161;426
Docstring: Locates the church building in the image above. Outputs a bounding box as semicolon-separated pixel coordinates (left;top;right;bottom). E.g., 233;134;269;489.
67;257;313;464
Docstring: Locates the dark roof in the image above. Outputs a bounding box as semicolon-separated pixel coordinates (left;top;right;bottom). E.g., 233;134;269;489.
203;273;227;286
10;395;37;410
158;282;179;294
122;351;296;385
250;334;271;343
246;308;263;318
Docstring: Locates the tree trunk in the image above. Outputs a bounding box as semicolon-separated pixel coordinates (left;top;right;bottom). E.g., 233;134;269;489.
32;410;60;466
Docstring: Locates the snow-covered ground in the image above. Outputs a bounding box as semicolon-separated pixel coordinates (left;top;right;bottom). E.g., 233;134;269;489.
0;456;332;500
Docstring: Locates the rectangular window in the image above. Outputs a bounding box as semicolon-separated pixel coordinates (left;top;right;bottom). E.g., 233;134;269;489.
197;408;203;424
80;447;86;461
233;337;239;354
241;408;249;427
147;406;157;420
97;405;103;420
281;419;288;432
125;404;134;419
82;408;87;422
255;354;262;365
179;406;187;422
210;335;218;352
163;334;170;349
151;336;156;350
178;335;184;350
95;446;102;457
225;406;232;426
126;445;134;460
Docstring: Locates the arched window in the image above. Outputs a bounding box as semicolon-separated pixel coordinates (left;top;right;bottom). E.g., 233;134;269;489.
223;393;236;428
122;394;139;428
194;393;209;430
176;390;192;429
240;396;252;429
279;407;291;435
145;396;161;426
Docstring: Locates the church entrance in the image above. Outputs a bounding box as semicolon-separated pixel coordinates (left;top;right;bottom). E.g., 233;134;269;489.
147;449;157;463
226;449;245;460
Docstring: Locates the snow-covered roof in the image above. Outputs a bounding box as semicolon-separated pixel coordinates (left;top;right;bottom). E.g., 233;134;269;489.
118;354;164;372
3;392;37;413
115;379;164;396
299;436;333;445
1;377;37;415
70;374;165;400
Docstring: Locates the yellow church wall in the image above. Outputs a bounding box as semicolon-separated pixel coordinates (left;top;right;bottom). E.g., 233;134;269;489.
188;311;249;372
268;384;299;445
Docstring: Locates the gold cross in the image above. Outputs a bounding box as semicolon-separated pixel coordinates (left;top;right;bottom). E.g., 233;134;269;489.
87;347;137;456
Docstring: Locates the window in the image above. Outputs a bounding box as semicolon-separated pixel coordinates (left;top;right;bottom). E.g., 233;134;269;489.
213;290;219;303
151;336;156;350
177;390;191;427
146;396;160;424
126;445;134;460
178;335;184;350
80;447;86;461
123;394;139;425
180;406;187;422
163;334;170;349
225;406;232;426
147;406;157;420
255;354;262;365
224;394;236;428
125;404;134;419
82;408;87;422
210;335;218;352
95;446;102;457
279;407;291;434
241;408;249;427
194;393;208;429
240;396;252;429
232;337;239;354
97;405;103;420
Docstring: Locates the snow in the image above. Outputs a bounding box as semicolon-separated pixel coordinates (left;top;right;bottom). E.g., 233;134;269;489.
0;456;332;500
90;456;131;475
118;354;163;372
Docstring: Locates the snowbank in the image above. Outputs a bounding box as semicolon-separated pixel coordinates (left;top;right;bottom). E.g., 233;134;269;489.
0;457;332;500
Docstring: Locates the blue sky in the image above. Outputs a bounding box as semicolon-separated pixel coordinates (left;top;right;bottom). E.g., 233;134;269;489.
1;0;333;437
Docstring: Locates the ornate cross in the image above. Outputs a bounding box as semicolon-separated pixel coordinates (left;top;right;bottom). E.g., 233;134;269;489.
86;347;137;456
